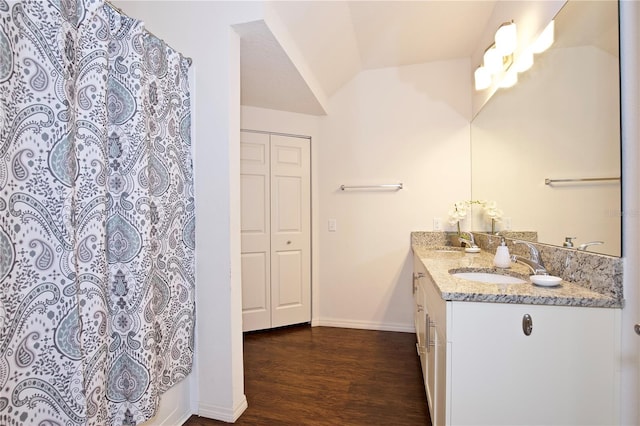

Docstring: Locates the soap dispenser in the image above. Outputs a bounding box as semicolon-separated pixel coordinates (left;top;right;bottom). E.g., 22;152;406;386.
493;238;511;268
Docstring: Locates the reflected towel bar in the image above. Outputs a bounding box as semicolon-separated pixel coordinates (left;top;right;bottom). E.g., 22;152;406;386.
545;177;620;185
340;183;403;191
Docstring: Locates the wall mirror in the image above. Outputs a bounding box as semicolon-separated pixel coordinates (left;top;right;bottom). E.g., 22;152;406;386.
470;0;621;256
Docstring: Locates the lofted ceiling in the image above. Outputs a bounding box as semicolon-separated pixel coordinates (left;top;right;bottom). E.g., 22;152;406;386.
236;1;617;117
236;1;498;116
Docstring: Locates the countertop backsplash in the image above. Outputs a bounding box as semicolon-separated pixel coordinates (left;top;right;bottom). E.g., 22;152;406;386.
411;231;624;305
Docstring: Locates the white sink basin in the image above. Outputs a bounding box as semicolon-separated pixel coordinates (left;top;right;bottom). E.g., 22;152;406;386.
451;272;527;284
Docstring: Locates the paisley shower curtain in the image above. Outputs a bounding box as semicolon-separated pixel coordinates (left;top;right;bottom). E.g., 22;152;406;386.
0;1;195;425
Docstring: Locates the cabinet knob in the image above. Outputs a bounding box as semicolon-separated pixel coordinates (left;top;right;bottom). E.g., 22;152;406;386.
522;314;533;336
635;324;640;336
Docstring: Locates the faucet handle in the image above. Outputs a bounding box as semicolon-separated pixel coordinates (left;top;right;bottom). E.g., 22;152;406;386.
577;241;604;251
461;231;475;243
513;240;544;265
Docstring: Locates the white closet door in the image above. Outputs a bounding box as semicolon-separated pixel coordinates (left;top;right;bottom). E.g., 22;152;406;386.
240;132;311;332
270;135;311;328
240;132;271;331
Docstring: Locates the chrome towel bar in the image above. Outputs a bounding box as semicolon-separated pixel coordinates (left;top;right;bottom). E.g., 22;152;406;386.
340;183;403;191
544;177;620;185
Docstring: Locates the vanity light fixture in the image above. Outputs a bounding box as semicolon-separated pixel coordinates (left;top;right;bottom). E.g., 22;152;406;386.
532;20;555;54
474;19;555;91
474;21;517;91
514;47;534;73
499;69;518;88
474;66;492;90
494;21;517;56
483;46;503;75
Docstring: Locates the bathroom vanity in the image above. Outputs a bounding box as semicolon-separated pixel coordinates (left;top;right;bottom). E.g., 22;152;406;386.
412;237;622;426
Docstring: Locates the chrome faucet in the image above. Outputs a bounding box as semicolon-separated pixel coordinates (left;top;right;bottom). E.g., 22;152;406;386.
577;241;604;251
511;240;548;275
458;232;478;249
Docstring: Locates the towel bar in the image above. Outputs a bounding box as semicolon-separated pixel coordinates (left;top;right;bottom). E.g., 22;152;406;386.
340;183;403;191
544;177;620;185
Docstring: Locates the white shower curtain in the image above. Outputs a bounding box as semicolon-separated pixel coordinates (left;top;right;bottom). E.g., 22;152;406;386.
0;1;195;425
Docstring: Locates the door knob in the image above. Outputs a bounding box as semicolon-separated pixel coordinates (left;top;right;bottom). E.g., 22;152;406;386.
634;324;640;336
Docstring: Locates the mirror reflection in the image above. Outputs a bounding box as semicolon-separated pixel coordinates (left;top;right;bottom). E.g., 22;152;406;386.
471;0;621;256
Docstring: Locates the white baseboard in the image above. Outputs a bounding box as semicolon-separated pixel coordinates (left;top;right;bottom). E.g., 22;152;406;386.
312;317;414;333
198;395;248;423
155;409;193;426
141;377;194;426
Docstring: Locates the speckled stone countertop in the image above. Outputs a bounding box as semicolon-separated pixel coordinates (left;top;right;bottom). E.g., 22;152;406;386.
413;245;622;308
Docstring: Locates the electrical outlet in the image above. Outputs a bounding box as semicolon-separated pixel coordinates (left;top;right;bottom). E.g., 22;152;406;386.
503;217;512;230
433;217;443;231
328;219;337;232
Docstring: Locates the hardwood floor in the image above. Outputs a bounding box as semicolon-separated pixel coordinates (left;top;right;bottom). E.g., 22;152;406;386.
183;325;430;426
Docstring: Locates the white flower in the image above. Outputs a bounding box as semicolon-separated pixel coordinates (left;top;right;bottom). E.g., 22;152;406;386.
448;201;468;225
484;200;503;221
447;199;504;228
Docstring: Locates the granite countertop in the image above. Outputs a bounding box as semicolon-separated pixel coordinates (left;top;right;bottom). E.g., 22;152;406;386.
413;245;622;308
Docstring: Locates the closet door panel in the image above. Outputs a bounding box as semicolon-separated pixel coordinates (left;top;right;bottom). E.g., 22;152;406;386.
270;135;311;328
273;250;303;306
241;252;270;331
241;132;271;331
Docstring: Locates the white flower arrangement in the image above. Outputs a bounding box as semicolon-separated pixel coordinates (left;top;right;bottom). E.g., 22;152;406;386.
448;200;503;234
483;200;503;233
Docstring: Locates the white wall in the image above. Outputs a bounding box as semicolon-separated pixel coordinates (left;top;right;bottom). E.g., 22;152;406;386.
112;1;265;423
241;59;473;334
316;60;471;331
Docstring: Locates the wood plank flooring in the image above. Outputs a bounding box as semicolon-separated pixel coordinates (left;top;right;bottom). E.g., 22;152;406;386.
183;325;430;426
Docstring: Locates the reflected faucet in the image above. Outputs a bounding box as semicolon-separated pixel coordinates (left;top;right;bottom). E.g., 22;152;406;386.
577;241;604;251
459;232;478;249
511;240;548;275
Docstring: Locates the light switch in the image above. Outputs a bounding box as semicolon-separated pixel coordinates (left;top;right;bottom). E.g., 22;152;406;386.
433;217;443;231
328;219;337;232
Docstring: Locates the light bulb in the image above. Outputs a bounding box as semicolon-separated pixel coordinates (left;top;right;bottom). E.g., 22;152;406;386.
483;47;503;75
532;20;554;54
495;22;517;56
514;48;534;73
474;66;491;90
499;69;518;88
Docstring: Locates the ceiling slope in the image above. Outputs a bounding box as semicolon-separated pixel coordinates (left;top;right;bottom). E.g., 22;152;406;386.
240;1;497;116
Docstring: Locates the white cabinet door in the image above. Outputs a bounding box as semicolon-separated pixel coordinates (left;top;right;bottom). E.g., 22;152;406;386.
423;271;447;426
241;131;311;332
414;272;426;374
448;301;618;426
414;256;447;426
413;255;428;378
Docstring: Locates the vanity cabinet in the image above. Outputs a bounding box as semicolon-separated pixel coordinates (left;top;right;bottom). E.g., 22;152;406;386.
413;255;446;426
413;254;619;426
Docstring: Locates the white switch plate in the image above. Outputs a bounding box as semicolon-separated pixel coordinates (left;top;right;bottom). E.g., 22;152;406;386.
433;217;443;231
503;217;512;230
328;219;337;232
